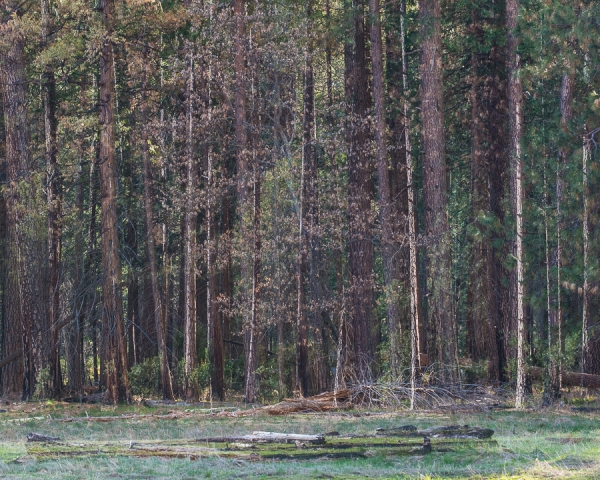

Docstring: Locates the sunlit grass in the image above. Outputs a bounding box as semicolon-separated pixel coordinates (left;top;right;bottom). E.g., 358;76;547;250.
1;404;599;478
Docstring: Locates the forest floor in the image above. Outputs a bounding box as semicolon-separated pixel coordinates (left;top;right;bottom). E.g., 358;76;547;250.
1;397;600;479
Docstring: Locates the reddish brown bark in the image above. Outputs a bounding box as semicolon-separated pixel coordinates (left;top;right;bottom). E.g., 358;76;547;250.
98;0;130;404
345;0;374;380
41;0;62;398
0;1;36;399
419;0;457;377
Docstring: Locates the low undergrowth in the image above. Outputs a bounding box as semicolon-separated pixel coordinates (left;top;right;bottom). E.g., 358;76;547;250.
0;402;599;479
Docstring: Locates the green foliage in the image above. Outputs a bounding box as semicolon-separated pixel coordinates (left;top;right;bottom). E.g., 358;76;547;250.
255;359;280;403
129;357;160;398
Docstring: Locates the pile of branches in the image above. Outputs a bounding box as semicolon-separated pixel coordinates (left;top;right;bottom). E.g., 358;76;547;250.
263;389;355;415
261;381;510;415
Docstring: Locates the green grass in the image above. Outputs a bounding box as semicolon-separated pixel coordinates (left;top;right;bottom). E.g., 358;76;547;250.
1;403;599;479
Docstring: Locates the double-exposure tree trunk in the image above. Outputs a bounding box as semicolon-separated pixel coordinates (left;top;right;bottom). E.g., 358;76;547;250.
419;0;456;377
141;43;174;400
296;0;315;397
345;0;374;381
233;0;257;403
485;37;508;382
183;52;198;401
398;0;422;405
370;0;400;377
467;29;488;363
42;0;62;399
0;0;36;399
98;0;129;404
545;72;573;402
204;46;224;401
507;0;526;408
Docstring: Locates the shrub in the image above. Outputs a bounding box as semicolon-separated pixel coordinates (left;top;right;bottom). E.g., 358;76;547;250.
129;357;160;397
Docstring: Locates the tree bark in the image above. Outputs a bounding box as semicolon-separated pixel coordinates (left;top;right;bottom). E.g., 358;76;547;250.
245;167;261;403
370;0;401;377
582;130;592;373
141;44;174;400
42;0;62;399
398;0;422;406
0;1;35;399
467;40;488;363
485;38;508;383
345;0;374;381
506;0;526;408
419;0;457;378
204;49;224;401
545;73;573;402
183;52;198;401
98;0;129;404
296;0;315;397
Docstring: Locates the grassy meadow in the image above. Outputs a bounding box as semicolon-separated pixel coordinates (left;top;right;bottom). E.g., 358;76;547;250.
0;401;599;479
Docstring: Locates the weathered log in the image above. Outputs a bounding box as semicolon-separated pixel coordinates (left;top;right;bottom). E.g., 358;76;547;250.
27;433;60;442
376;424;493;439
530;366;600;389
420;425;494;439
376;425;417;436
144;400;190;408
195;432;326;445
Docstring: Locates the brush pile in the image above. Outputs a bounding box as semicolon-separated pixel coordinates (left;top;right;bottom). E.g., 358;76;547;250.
263;389;354;415
260;382;509;415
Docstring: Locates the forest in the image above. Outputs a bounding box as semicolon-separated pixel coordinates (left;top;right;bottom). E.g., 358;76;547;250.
1;0;600;408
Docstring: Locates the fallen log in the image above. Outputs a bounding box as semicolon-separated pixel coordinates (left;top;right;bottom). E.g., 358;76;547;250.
195;432;325;445
61;412;187;423
144;400;190;408
420;425;494;439
27;433;60;442
529;367;600;389
375;425;418;436
25;434;495;461
376;425;494;440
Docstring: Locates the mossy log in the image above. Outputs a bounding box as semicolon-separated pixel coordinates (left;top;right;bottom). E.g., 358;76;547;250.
24;431;497;461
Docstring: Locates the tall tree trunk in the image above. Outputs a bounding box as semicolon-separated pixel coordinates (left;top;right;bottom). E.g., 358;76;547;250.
99;0;129;404
419;0;456;377
486;39;508;383
42;0;62;399
233;0;257;403
204;54;224;401
346;0;374;381
399;0;422;406
68;79;89;394
507;0;526;408
296;0;315;397
545;73;573;401
141;44;174;400
581;127;600;373
582;130;591;373
370;0;400;376
0;1;35;399
183;52;198;401
467;39;489;363
245;167;261;403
